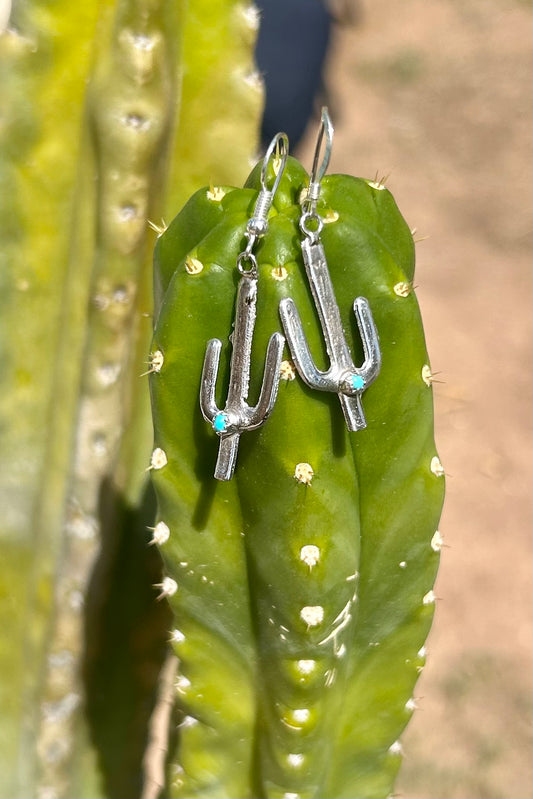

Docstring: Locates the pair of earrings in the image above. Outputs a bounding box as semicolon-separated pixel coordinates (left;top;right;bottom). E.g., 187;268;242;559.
200;109;381;481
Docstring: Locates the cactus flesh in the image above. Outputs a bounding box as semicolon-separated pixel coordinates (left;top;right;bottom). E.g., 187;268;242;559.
149;156;445;798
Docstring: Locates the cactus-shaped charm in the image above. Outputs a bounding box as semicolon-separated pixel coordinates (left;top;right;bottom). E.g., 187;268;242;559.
280;109;381;431
200;134;287;479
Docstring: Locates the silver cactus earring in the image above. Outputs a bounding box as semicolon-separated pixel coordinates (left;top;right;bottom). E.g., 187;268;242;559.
279;108;381;432
199;133;289;480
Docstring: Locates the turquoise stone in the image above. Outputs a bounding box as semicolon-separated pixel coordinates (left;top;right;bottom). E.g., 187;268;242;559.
213;412;229;433
351;374;365;391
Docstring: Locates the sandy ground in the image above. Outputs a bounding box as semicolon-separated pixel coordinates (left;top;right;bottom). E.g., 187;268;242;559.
295;1;532;796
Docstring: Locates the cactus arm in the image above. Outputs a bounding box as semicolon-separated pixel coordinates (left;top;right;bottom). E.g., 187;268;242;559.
353;296;382;384
278;298;327;387
337;297;382;431
200;338;224;420
249;331;285;425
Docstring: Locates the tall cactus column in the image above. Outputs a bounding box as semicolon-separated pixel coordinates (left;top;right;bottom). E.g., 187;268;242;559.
33;3;177;796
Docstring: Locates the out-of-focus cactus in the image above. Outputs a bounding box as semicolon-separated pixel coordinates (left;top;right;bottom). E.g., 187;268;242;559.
149;158;445;797
0;1;263;797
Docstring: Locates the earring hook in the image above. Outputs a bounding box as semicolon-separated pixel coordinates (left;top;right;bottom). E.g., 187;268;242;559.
300;108;334;241
310;107;334;188
239;131;289;276
261;131;289;198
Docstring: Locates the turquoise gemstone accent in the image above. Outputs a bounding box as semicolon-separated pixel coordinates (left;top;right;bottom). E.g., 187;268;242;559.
213;412;229;433
351;374;365;391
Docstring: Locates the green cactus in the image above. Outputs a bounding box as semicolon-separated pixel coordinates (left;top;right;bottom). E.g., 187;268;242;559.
0;1;262;797
1;0;444;793
149;156;445;797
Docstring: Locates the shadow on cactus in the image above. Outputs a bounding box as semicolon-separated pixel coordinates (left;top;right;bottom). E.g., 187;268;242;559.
148;122;445;798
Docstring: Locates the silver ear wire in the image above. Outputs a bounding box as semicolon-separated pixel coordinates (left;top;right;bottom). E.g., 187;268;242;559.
300;107;334;242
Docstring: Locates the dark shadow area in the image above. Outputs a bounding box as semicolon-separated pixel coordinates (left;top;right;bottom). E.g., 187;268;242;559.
84;478;173;799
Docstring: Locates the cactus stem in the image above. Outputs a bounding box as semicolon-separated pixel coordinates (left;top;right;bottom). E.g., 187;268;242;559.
141;654;178;799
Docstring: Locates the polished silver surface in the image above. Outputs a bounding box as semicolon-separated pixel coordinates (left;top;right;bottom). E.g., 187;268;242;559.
299;107;334;244
238;131;289;277
200;276;284;480
280;106;381;431
279;238;381;431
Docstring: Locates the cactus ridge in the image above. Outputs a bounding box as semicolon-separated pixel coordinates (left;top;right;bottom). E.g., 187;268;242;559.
149;157;444;798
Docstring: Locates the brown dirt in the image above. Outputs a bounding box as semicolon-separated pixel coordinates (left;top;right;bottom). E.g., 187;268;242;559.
297;1;532;796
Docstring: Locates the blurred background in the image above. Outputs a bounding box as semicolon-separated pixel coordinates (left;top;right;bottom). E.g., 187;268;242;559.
257;0;532;796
